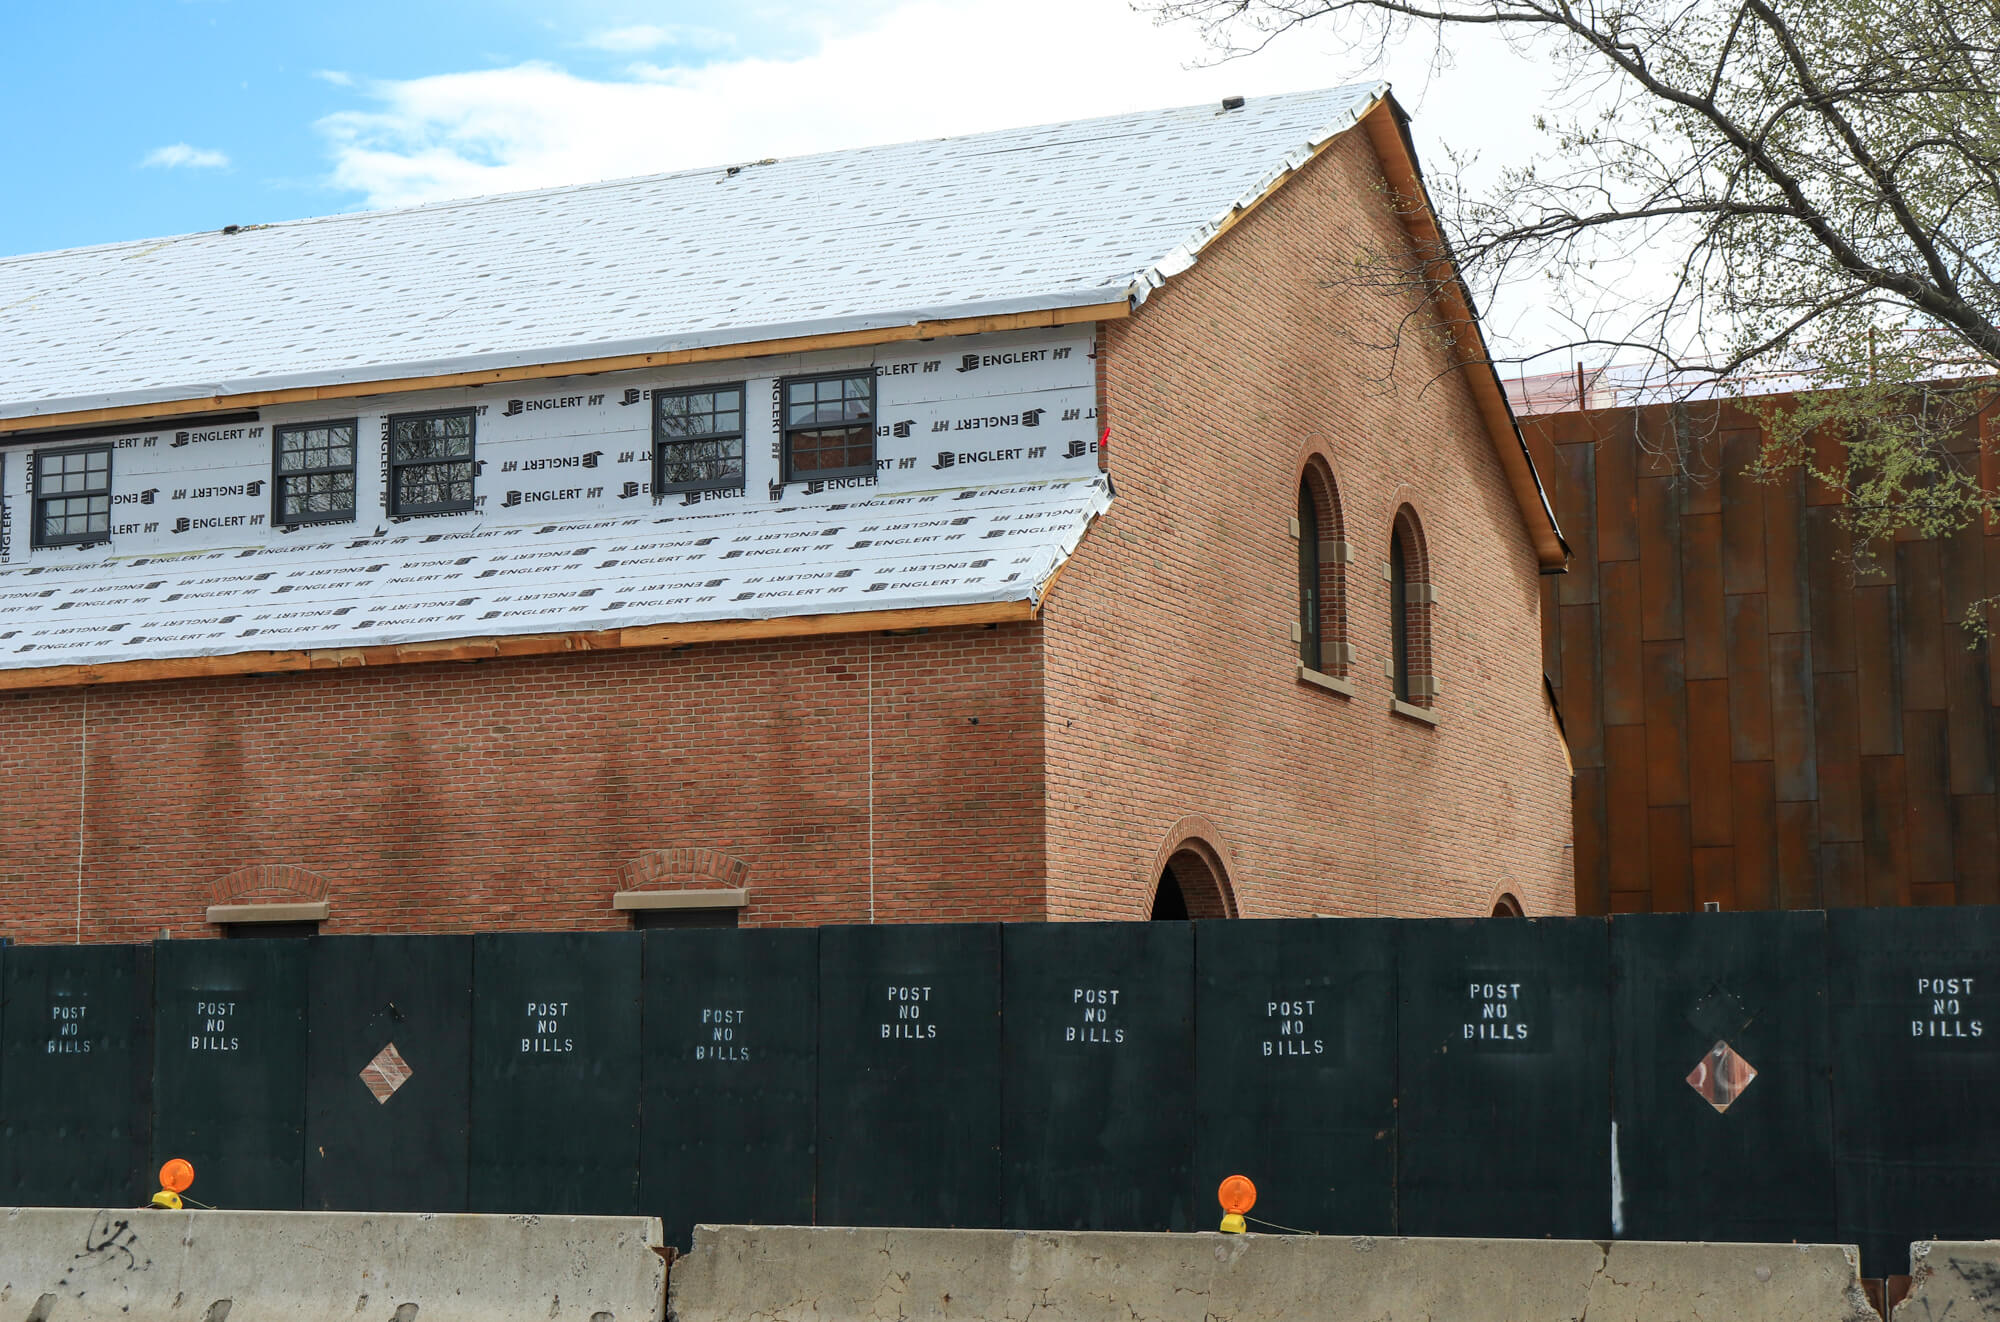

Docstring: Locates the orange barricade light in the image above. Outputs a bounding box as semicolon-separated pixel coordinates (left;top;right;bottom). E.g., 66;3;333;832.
151;1158;195;1210
1218;1174;1256;1233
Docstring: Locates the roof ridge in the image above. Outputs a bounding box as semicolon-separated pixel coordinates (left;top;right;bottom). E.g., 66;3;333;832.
0;84;1384;265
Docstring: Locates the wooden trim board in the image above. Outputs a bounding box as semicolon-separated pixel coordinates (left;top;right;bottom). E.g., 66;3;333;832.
0;599;1038;693
1358;100;1570;571
0;301;1129;438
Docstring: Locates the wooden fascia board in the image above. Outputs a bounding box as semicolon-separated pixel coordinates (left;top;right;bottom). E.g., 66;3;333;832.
0;598;1038;693
1359;99;1571;572
0;301;1129;439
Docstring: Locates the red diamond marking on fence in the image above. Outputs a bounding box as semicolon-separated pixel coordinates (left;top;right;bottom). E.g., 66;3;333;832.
360;1043;414;1104
1685;1040;1757;1113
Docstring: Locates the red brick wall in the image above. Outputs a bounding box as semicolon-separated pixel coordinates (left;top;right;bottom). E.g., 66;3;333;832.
1042;128;1574;919
0;624;1046;942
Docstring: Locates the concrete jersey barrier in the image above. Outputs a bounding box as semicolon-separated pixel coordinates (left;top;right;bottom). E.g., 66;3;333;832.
1892;1240;2000;1320
669;1225;1880;1322
0;1207;666;1322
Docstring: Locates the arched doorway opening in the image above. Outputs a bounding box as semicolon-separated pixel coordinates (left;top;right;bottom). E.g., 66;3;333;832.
1150;840;1237;920
1490;892;1525;917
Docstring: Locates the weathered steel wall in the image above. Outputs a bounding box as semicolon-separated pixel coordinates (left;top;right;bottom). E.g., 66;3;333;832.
1528;402;1999;913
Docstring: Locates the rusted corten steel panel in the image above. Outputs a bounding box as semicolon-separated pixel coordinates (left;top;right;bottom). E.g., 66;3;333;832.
1534;400;2000;911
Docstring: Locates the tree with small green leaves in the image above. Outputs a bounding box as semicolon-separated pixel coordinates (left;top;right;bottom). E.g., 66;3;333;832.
1146;0;2000;557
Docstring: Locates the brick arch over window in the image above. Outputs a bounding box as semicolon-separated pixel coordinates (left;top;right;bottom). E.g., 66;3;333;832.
1145;817;1239;920
1296;457;1350;676
1389;504;1437;707
208;864;330;906
617;847;751;894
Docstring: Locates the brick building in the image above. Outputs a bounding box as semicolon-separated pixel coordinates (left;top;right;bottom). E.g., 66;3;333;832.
0;87;1572;942
1515;368;2000;912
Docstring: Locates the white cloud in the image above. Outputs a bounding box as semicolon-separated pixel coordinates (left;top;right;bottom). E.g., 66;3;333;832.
314;69;355;87
142;143;231;169
319;0;1379;211
582;23;732;53
316;0;1575;354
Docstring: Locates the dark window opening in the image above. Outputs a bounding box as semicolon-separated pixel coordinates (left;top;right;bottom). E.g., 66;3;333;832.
274;419;358;525
389;409;476;515
630;906;741;930
1299;480;1322;671
223;921;321;939
781;372;874;481
1391;534;1410;700
1149;870;1190;921
33;444;112;547
655;384;746;495
1491;893;1525;917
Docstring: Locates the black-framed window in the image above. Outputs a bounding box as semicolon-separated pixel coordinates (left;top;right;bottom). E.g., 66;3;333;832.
1391;533;1411;700
273;419;358;525
33;444;112;548
1299;480;1322;671
388;409;476;516
781;372;874;481
654;384;746;495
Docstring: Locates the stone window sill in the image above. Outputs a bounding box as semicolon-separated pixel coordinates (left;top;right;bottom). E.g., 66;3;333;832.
206;901;331;925
1297;665;1356;698
1391;699;1439;727
614;887;748;911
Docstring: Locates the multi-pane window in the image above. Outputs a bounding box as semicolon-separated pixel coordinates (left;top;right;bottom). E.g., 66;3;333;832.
1296;463;1349;679
388;409;476;516
33;445;112;547
1391;534;1411;699
1390;505;1435;707
1299;480;1322;671
781;373;875;481
273;420;358;525
654;384;746;495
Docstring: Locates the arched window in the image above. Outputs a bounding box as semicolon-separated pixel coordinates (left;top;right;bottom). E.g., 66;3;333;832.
1296;462;1348;677
1390;505;1435;707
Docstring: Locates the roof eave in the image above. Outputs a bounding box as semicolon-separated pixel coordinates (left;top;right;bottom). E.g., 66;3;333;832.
0;291;1132;436
0;597;1045;693
1358;96;1572;573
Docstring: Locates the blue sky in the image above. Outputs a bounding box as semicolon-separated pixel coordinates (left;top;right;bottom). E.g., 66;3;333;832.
2;1;1570;351
2;1;864;255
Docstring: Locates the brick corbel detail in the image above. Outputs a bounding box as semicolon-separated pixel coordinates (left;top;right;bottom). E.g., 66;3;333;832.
617;848;752;893
208;864;331;906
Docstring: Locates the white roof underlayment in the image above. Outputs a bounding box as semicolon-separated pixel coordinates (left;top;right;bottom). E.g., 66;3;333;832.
0;84;1384;422
0;87;1397;673
0;477;1112;670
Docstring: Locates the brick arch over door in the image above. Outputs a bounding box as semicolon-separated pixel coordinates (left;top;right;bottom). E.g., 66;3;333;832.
1145;817;1239;919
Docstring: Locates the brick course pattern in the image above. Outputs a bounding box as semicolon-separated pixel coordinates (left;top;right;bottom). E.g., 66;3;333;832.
0;626;1046;942
0;127;1573;939
1041;129;1573;920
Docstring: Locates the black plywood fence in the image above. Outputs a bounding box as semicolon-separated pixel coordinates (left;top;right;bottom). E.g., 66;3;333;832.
0;912;1993;1275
